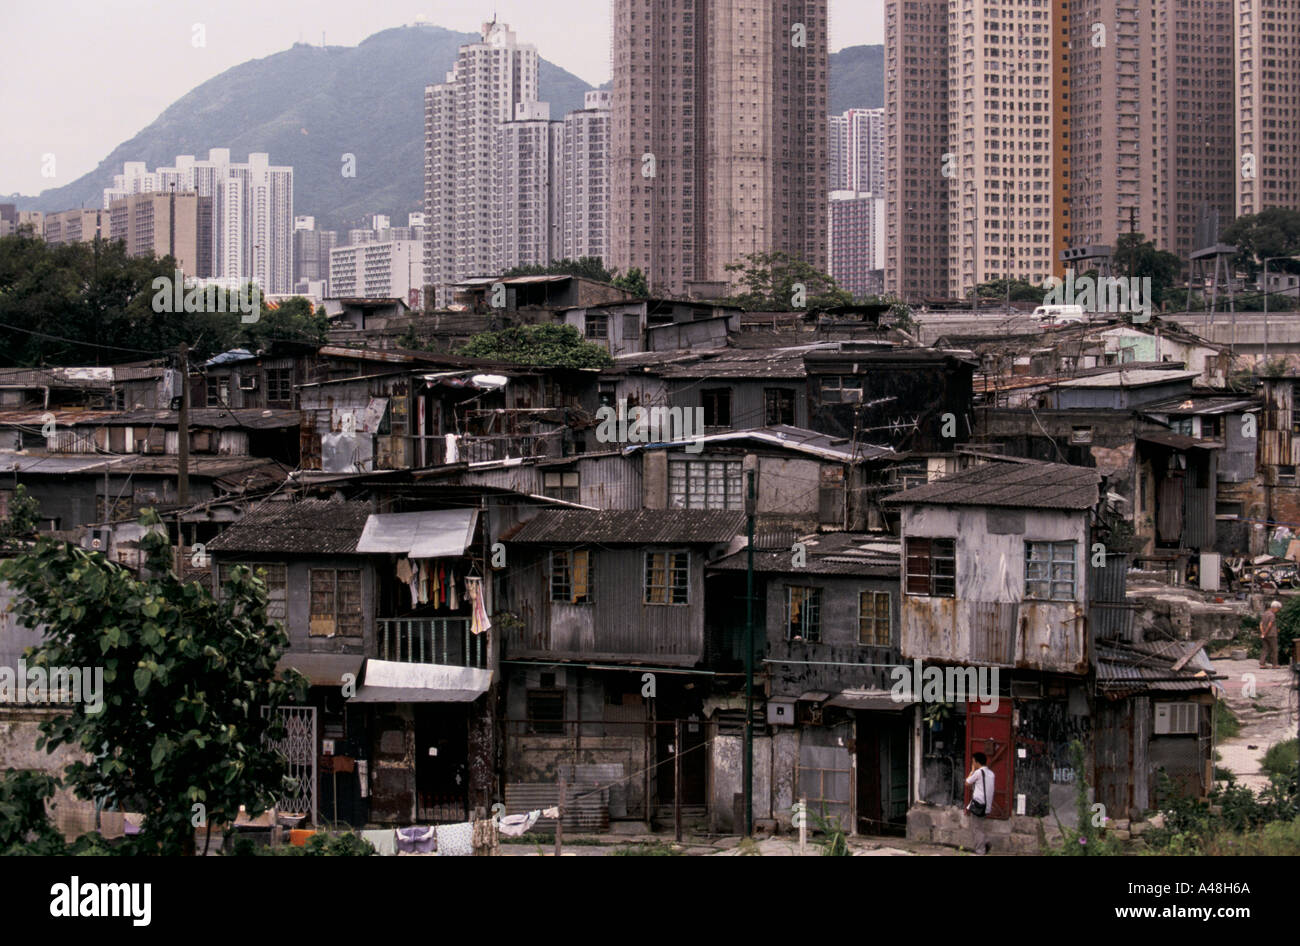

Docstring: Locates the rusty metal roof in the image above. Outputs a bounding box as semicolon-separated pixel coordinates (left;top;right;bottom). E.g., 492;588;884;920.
206;499;372;555
710;532;900;577
0;408;300;430
505;509;744;545
881;460;1101;510
1096;641;1219;694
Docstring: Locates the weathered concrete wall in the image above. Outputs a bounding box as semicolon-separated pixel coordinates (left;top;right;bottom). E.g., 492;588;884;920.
906;804;1065;854
0;709;96;839
710;731;775;832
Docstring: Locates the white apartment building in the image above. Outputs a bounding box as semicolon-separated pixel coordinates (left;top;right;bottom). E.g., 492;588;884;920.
494;102;563;273
104;150;294;293
828;107;884;194
425;21;542;306
561;90;611;261
328;239;425;301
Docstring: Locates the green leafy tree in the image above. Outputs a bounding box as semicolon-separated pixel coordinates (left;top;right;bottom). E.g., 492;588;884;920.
610;266;649;298
1223;209;1300;280
1109;233;1183;308
456;323;613;369
0;769;68;855
0;510;308;855
502;257;615;283
972;278;1044;302
723;251;853;309
0;484;40;545
243;296;329;347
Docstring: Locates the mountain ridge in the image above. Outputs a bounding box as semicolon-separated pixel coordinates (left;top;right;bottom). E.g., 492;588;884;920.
12;26;883;231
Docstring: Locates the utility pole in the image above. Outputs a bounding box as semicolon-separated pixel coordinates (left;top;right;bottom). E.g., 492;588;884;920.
744;469;756;837
178;343;190;506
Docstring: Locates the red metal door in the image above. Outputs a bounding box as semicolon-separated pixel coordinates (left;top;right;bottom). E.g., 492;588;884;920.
965;698;1013;820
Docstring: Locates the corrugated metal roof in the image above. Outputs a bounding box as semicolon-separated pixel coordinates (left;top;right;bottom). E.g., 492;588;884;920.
1140;396;1259;415
881;460;1101;510
1054;369;1200;389
710;532;900;576
0;453;289;480
357;509;479;558
206;500;372;554
1096;641;1218;693
628;425;894;462
506;509;744;545
0;408;300;430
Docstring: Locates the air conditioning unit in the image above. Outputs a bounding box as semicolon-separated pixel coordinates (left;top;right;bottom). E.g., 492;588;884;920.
239;375;258;391
1154;701;1198;735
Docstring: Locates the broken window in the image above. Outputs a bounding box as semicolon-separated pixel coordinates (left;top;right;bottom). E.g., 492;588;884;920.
702;388;732;426
905;537;956;597
819;375;863;404
1024;541;1076;601
1279;464;1296;486
858;591;890;646
309;568;363;637
543;470;580;503
219;562;288;620
644;550;690;605
526;689;565;735
206;376;230;408
786;586;822;642
764;387;796;425
668;459;743;510
550;549;592;604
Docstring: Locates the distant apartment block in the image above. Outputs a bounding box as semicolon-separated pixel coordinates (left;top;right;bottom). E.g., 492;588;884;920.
610;0;828;298
829;191;885;299
495;102;563;273
107;191;213;276
561;90;611;261
42;208;111;246
1236;0;1300;217
0;205;44;238
828;107;884;193
425;21;542;307
105;150;294;292
328;240;425;301
293;216;338;291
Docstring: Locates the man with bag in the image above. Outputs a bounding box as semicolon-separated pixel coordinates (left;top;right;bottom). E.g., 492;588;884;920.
965;752;995;855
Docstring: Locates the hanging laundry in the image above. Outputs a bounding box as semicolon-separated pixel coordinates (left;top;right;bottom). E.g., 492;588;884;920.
466;576;492;635
498;810;541;837
435;821;474;856
417;561;429;605
448;571;458;610
431;562;440;607
396;558;418;608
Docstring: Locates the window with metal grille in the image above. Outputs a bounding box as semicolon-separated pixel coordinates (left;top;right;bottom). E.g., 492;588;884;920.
526;689;565;735
219;562;288;620
585;314;609;339
644;550;690;605
543;470;579;503
702;388;732;426
819;375;863;403
858;591;890;645
1024;541;1076;600
668;459;743;509
786;586;822;641
309;568;363;637
905;537;956;597
764;387;796;425
550;549;592;604
265;367;293;403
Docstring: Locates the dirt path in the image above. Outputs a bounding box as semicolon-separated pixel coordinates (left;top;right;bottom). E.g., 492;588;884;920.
1211;657;1298;792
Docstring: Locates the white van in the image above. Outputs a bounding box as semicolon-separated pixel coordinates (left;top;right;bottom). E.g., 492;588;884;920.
1032;304;1087;325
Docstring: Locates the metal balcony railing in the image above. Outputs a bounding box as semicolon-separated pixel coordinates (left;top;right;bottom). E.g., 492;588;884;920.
377;617;485;668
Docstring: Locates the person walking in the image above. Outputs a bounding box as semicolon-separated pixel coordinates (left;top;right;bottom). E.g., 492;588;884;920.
1260;600;1282;669
965;752;995;855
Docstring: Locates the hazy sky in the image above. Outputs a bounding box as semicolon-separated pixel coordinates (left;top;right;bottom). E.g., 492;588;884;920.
0;1;884;197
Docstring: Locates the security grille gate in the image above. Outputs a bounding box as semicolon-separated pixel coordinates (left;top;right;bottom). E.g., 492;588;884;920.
263;705;317;825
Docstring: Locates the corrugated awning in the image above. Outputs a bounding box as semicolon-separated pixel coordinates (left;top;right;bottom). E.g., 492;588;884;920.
347;659;492;703
278;653;365;687
356;509;478;558
825;689;907;712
